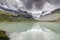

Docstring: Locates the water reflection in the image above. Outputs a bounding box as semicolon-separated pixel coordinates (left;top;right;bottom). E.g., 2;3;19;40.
0;22;60;40
33;22;60;34
9;22;60;40
0;22;60;33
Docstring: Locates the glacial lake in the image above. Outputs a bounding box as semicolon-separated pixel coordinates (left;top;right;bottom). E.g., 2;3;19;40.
0;21;60;40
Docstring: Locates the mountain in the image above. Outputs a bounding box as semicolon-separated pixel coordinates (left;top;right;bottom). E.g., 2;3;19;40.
51;8;60;13
0;1;33;19
0;6;33;19
0;10;34;22
37;8;60;22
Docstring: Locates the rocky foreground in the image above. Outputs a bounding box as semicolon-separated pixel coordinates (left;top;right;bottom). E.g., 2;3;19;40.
0;30;9;40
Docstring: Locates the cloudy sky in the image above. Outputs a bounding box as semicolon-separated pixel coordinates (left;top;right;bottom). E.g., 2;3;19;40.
0;0;60;12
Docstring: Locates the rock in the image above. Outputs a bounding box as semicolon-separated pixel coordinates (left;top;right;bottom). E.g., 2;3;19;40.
0;30;9;40
51;8;60;13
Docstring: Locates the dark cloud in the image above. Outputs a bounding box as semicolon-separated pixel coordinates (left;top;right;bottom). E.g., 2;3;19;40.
19;0;60;11
0;0;7;4
55;0;60;5
20;0;46;10
0;0;60;11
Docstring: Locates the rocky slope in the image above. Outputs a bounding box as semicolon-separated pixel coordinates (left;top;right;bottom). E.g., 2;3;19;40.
0;2;33;19
0;10;34;22
37;8;60;22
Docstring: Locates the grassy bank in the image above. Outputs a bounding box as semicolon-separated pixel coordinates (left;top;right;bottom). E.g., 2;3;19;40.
0;10;60;22
0;10;35;22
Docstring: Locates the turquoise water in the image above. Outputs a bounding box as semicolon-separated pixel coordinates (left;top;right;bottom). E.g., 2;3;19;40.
0;22;60;40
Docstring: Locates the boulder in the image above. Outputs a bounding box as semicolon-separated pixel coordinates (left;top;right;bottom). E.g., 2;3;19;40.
0;30;9;40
